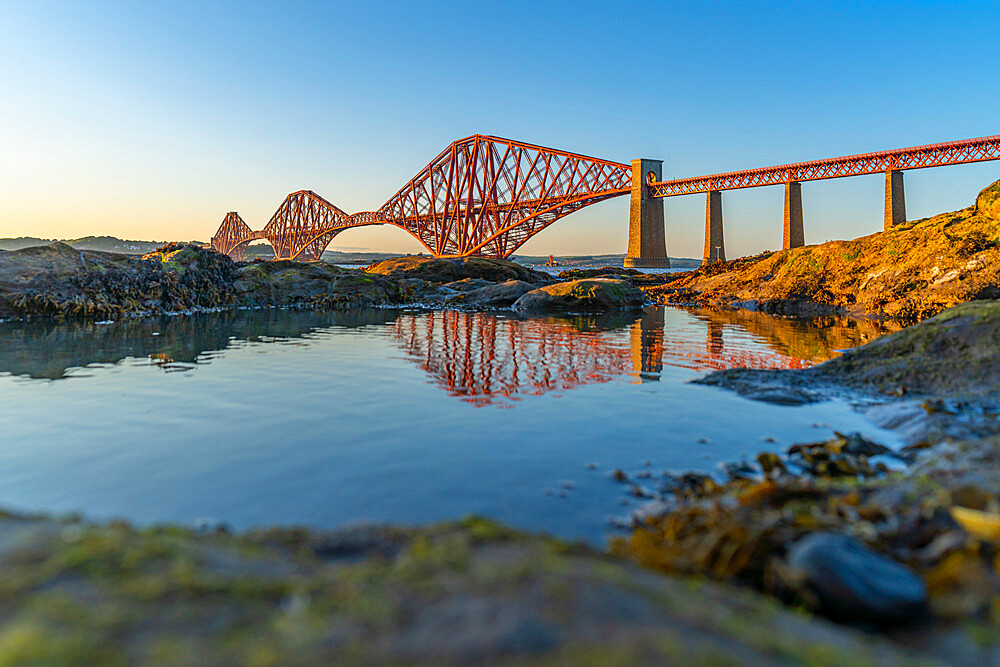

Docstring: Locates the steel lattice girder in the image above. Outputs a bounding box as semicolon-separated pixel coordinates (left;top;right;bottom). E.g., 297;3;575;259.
647;134;1000;197
375;135;631;257
210;135;631;261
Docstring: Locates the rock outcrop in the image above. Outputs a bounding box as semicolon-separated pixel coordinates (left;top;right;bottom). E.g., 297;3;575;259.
646;180;1000;323
365;256;553;285
513;278;645;312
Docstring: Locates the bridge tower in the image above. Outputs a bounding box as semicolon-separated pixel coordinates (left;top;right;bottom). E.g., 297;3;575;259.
624;159;670;268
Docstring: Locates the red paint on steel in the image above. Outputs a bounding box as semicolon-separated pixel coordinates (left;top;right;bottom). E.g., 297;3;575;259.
647;134;1000;197
212;135;631;260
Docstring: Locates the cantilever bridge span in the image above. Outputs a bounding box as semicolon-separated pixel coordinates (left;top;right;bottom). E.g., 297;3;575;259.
212;135;631;261
212;133;1000;265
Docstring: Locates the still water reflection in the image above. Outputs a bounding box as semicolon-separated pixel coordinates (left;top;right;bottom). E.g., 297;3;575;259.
0;307;896;542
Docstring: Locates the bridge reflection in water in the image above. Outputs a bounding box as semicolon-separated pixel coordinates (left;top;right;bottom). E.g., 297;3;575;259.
0;307;893;405
391;307;877;407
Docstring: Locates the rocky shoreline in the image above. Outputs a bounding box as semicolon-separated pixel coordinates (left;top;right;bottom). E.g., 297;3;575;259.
605;299;1000;660
0;243;653;323
644;180;1000;323
4;183;1000;660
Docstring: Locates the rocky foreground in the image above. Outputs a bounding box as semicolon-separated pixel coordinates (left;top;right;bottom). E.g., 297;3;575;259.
0;514;932;664
0;244;648;322
646;180;1000;323
607;300;1000;662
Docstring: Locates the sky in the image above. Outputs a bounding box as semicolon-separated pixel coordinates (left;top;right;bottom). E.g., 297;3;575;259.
1;0;998;258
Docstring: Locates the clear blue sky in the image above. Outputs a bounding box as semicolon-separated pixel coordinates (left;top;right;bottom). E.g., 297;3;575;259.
2;0;998;258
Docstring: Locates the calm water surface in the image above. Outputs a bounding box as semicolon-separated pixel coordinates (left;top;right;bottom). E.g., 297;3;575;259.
0;307;896;542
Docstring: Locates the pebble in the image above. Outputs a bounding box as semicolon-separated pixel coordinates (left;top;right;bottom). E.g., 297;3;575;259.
785;532;927;624
610;469;629;482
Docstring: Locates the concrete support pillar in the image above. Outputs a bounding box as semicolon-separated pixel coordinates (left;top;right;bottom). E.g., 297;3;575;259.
624;159;669;268
884;170;906;230
703;190;726;263
783;181;804;249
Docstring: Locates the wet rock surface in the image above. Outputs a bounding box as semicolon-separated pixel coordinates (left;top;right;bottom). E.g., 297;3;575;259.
447;279;538;308
513;278;645;312
784;532;927;624
611;428;1000;658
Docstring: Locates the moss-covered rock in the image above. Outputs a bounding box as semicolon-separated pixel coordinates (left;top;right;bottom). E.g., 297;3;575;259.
0;512;929;663
513;278;645;312
233;260;403;309
807;299;1000;400
365;256;552;285
0;243;239;319
699;300;1000;403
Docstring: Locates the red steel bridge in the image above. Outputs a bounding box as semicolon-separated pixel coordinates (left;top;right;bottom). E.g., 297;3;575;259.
211;134;1000;265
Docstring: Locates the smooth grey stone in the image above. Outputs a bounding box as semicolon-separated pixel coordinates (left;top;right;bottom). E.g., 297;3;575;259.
786;532;926;624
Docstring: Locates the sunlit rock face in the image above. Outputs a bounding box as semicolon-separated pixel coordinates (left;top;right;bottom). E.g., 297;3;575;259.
648;179;1000;324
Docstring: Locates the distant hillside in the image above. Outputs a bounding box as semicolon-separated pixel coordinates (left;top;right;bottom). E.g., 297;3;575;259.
0;236;203;254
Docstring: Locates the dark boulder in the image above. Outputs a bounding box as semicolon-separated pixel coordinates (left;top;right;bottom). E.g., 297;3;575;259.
783;532;927;624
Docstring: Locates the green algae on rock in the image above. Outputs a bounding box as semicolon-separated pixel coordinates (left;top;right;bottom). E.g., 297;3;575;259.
613;431;1000;656
0;244;406;321
365;256;553;285
0;512;931;664
513;278;645;312
233;260;403;309
698;300;1000;403
1;242;239;320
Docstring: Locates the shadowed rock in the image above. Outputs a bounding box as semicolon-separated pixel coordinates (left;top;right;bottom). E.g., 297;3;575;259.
783;532;927;624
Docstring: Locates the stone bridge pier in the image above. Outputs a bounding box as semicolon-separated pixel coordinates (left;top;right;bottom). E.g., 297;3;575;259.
885;170;906;229
624;159;670;268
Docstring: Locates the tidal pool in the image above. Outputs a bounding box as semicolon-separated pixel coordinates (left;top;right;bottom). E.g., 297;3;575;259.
0;306;898;542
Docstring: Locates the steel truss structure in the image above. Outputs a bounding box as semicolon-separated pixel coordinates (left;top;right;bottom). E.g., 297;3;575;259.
647;134;1000;197
212;135;632;260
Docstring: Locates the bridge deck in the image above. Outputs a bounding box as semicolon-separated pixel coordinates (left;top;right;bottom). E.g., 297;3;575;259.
647;134;1000;197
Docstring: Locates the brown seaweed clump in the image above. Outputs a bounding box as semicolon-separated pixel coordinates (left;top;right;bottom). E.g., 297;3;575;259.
612;432;1000;630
